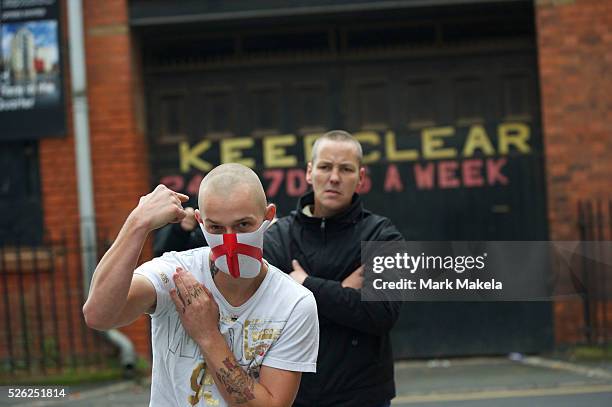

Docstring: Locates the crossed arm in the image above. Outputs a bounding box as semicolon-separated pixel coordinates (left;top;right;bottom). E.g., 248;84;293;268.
288;261;400;335
264;220;402;335
170;268;301;407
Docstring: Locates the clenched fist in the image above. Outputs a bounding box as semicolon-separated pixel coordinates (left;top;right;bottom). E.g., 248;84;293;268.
130;185;190;232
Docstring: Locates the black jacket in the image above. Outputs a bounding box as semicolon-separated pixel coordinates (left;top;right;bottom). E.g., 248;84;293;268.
153;223;206;257
264;192;403;407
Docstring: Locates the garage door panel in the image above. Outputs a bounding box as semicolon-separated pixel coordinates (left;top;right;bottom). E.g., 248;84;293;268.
198;86;239;139
145;48;551;358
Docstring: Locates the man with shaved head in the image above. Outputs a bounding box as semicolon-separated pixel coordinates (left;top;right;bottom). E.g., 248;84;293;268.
84;163;319;407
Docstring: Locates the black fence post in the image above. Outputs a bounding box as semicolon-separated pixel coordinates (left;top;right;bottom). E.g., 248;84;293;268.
1;246;15;375
48;240;62;372
15;241;32;374
607;199;612;349
577;199;612;347
578;201;592;343
61;232;77;370
597;199;610;348
74;229;93;369
32;245;46;375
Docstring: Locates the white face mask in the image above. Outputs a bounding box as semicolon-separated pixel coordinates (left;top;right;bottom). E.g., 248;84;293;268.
199;220;271;279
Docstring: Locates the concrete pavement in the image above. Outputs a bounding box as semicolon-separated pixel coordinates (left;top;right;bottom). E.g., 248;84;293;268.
2;356;612;406
392;356;612;406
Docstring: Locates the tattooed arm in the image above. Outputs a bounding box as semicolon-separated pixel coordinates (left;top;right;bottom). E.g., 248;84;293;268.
200;335;301;407
171;267;301;407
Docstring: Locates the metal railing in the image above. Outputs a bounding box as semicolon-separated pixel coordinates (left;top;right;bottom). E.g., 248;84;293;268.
577;199;612;345
0;232;117;378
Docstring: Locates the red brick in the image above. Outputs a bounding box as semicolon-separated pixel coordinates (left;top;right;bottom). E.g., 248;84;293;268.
537;0;612;344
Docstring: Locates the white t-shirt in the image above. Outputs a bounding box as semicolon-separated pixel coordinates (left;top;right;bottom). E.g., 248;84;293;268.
134;247;319;407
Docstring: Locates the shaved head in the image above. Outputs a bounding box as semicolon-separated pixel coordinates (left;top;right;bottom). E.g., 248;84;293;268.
198;163;267;216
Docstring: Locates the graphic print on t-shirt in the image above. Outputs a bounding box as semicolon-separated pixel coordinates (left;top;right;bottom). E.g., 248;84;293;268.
134;247;319;407
168;315;200;359
185;315;286;406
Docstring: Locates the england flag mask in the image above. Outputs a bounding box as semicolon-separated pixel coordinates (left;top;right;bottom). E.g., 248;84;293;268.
199;220;271;279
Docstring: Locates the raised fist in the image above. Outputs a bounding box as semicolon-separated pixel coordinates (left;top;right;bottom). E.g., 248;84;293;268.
133;185;190;232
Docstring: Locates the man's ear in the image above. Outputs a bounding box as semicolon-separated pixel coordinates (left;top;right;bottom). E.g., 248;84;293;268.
306;162;313;185
194;209;203;224
265;204;276;222
357;166;366;187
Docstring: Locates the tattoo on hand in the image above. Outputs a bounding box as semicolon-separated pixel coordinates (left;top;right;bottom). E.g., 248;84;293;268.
188;285;204;300
215;357;255;404
181;285;204;309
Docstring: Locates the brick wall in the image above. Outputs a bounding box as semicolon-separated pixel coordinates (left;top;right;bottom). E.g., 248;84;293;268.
536;0;612;343
39;0;152;359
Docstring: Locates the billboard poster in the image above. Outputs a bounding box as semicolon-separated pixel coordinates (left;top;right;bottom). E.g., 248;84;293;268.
0;0;65;140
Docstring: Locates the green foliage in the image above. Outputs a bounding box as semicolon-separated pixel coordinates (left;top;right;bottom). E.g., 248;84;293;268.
569;344;612;360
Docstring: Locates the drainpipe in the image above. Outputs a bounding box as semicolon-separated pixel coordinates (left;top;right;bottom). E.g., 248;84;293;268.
67;0;135;373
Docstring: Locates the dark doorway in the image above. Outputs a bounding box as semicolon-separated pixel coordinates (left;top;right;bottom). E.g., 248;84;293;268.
0;142;44;246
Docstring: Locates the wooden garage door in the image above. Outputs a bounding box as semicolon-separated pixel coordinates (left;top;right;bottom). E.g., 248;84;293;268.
143;9;552;356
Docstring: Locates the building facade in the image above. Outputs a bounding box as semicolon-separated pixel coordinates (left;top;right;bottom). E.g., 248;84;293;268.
1;0;610;360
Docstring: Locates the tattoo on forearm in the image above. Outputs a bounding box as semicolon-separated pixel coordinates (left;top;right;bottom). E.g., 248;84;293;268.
215;357;255;404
